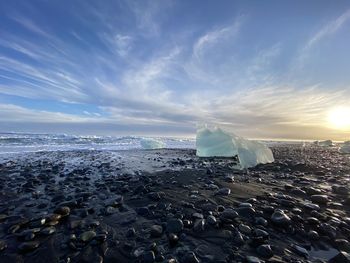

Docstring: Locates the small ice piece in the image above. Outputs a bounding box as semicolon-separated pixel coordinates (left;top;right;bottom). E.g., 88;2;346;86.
340;141;350;153
318;140;333;147
140;138;165;149
196;126;274;168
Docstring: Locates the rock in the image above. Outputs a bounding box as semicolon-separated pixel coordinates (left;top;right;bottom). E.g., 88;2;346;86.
18;241;40;253
291;244;308;258
193;219;205;232
271;210;291;226
183;251;200;263
126;227;136;237
256;244;273;258
0;240;7;251
310;195;328;204
238;224;251;235
41;226;56;235
80;231;96;242
236;206;256;219
246;256;262;263
329;251;350;263
234;231;245;245
167;218;184;233
332;185;349;195
168;233;178;246
150;225;163;238
215;188;231;196
54;206;70;216
220;209;238;221
307;230;319;240
207;215;217;225
335;239;350;252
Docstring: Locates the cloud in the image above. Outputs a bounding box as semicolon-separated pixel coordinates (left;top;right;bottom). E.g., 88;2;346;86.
306;8;350;49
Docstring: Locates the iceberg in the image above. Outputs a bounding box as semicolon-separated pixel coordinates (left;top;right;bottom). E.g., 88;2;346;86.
196;127;274;168
340;141;350;153
140;138;165;149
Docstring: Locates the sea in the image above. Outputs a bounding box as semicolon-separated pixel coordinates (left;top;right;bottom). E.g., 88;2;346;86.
0;132;196;154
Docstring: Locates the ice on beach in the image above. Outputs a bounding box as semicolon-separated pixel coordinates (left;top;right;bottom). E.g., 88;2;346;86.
340;141;350;153
140;138;165;149
196;127;274;168
317;140;333;147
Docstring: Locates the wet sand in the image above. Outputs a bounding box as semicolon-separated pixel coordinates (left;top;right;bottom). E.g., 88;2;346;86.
0;145;350;263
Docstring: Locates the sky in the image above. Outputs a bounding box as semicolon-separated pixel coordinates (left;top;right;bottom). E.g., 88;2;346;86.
0;0;350;140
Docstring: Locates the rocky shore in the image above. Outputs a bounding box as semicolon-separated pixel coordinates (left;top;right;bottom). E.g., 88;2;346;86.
0;145;350;263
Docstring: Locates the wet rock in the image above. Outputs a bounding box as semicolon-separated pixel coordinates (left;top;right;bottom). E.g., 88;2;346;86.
329;251;350;263
239;224;251;235
41;226;56;235
150;225;163;237
18;241;40;253
291;244;308;258
307;230;319;240
256;244;273;258
126;227;136;237
0;240;7;251
271;210;291;226
207;215;217;225
168;233;178;246
246;256;262;263
220;209;238;221
193;219;205;232
236;206;256;219
335;239;350;252
310;195;328;204
332;185;349;195
215;187;231;196
54;206;70;217
233;231;245;245
167;218;184;233
80;230;96;242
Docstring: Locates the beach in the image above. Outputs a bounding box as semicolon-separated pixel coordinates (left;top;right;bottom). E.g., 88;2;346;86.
0;144;349;263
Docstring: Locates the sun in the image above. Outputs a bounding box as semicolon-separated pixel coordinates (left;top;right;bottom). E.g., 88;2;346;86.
327;106;350;130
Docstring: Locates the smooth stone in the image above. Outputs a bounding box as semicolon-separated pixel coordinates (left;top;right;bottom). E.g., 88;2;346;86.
215;187;231;196
254;229;269;238
207;215;217;225
192;213;204;219
234;231;245;245
271;210;291;225
291;244;308;258
236;207;256;218
310;195;328;204
18;241;40;253
221;209;238;220
246;256;262;263
54;206;70;216
167;219;184;233
307;230;319;240
150;225;163;238
329;251;350;263
255;217;268;226
193;219;205;232
41;226;56;235
80;231;96;242
168;233;178;246
126;228;136;237
0;240;7;251
238;224;251;235
335;239;350;252
256;244;273;258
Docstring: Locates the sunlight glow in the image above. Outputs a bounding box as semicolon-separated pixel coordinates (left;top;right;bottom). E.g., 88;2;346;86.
328;106;350;130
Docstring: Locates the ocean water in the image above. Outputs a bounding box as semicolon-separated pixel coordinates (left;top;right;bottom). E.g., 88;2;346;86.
0;132;195;154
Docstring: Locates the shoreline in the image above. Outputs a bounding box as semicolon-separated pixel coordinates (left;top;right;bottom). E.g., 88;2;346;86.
0;145;349;262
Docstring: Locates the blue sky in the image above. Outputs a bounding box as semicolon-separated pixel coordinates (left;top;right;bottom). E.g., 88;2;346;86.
0;0;350;140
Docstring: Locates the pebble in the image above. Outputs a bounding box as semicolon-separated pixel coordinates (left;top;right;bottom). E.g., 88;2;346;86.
256;244;273;258
0;240;7;251
271;210;291;225
310;194;329;204
207;215;217;225
193;219;205;232
183;251;200;263
167;218;184;233
215;187;231;196
150;225;163;237
54;206;70;217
